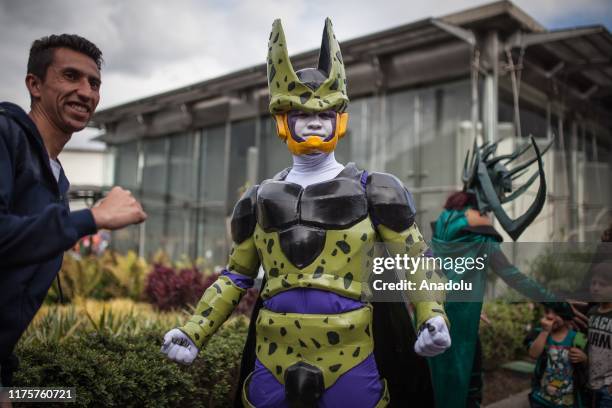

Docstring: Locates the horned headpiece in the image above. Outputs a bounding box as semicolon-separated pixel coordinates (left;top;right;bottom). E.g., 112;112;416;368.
462;136;553;240
266;18;349;114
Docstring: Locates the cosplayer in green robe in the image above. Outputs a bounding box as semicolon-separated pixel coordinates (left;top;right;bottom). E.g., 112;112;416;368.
428;137;575;408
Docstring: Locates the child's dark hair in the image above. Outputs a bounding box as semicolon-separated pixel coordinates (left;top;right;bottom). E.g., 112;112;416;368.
27;34;103;80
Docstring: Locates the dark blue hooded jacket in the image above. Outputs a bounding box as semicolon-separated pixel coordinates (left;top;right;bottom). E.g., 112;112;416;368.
0;102;97;361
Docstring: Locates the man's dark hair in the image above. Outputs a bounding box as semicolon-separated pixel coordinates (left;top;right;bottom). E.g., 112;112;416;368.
27;34;103;80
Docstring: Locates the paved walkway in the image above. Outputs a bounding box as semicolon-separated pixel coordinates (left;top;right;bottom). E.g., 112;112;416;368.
485;389;530;408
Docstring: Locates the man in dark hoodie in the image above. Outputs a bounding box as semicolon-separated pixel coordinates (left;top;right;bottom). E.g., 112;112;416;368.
0;34;147;389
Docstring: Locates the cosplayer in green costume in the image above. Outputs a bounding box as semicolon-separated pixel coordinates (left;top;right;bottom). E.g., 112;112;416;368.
428;138;576;408
162;19;451;407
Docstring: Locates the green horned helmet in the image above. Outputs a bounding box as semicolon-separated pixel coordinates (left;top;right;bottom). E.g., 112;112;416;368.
462;136;553;241
267;18;349;114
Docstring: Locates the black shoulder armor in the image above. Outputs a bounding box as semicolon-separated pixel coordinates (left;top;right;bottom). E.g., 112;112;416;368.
366;172;416;232
230;185;259;244
272;167;291;181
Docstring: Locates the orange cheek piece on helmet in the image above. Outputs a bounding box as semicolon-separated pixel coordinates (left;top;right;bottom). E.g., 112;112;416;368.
274;113;349;155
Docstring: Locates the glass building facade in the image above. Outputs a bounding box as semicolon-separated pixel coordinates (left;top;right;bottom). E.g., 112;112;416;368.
110;75;611;266
101;5;612;266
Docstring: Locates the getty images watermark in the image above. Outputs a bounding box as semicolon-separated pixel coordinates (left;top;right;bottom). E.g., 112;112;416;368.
363;242;611;303
370;253;486;292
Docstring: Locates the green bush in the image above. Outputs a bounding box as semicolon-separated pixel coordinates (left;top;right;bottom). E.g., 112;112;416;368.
479;302;536;369
14;319;248;408
46;251;151;303
20;300;186;347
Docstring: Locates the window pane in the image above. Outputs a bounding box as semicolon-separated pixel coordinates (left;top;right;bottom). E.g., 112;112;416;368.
200;126;227;202
111;225;140;254
499;96;547;139
196;207;228;270
112;141;141;253
114;141;138;189
385;89;417;181
142;204;165;258
259;117;292;180
166;208;197;259
168;133;196;202
227;120;256;207
142;138;168;199
141;138;168;257
344;97;372;170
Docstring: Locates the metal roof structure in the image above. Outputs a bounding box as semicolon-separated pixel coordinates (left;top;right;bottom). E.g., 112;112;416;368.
93;0;612;143
506;26;612;115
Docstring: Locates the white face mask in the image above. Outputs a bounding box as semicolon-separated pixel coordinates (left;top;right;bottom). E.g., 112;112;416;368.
291;111;335;140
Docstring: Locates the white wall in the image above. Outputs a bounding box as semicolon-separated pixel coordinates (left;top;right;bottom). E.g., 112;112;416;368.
59;150;108;186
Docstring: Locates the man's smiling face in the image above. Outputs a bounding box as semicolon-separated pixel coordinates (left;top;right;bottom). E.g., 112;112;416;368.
31;47;101;133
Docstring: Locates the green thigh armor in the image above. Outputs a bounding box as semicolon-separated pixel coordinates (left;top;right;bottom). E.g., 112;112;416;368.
255;305;374;389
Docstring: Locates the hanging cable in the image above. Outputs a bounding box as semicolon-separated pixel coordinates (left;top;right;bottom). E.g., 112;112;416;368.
505;47;525;138
470;47;481;151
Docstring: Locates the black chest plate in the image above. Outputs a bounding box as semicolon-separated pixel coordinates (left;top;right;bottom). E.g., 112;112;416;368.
256;176;367;232
256;166;369;268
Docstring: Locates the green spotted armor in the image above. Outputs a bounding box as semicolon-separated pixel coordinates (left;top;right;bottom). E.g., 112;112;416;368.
179;165;447;406
165;17;450;408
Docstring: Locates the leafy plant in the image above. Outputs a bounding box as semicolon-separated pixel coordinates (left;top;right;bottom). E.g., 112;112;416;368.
47;251;151;303
102;250;150;300
22;299;185;346
145;265;260;316
48;254;104;303
19;306;85;347
14;319;248;407
144;264;208;311
479;301;536;369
